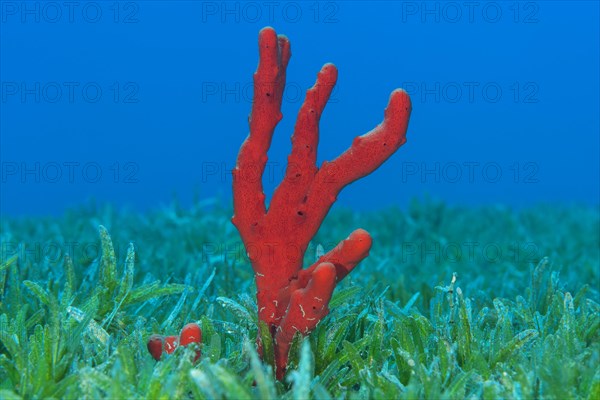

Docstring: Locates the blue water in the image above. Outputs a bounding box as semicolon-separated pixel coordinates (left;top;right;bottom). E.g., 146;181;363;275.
1;1;598;216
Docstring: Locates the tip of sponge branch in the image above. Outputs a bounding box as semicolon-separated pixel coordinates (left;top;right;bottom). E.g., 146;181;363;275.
345;229;373;260
258;26;278;48
312;262;337;289
319;63;338;85
389;88;412;113
259;26;289;44
259;26;276;35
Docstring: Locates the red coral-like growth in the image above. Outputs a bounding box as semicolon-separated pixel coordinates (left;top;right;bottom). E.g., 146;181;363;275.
147;323;202;362
232;27;412;379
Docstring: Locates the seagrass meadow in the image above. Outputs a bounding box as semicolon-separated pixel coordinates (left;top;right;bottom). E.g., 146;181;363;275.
0;198;598;399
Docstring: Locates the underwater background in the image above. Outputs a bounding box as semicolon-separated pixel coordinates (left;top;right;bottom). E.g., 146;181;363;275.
1;0;599;214
1;1;599;399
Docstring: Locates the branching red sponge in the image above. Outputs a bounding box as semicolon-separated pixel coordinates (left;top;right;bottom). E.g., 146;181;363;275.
232;27;412;379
